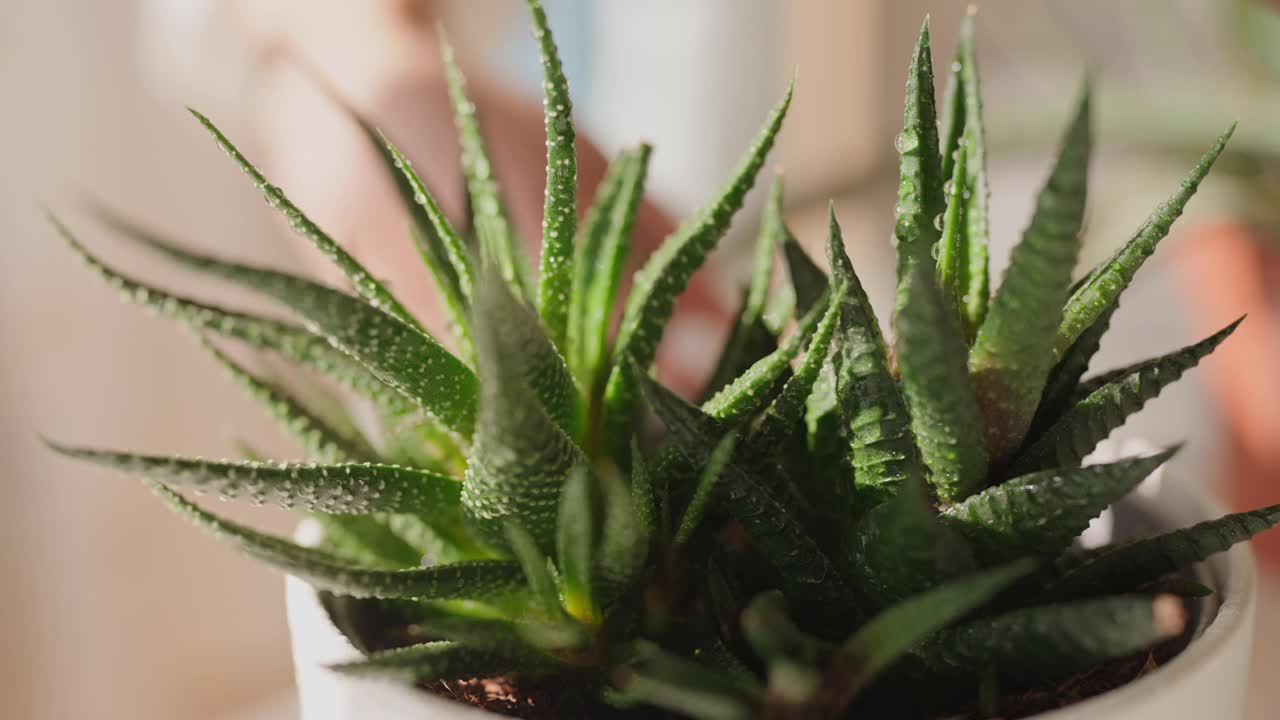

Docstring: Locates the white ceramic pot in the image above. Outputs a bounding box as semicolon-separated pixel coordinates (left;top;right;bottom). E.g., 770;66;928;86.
287;460;1256;720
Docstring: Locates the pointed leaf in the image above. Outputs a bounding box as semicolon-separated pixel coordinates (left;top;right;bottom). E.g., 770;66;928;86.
783;231;828;317
438;26;529;294
1030;299;1120;439
954;12;992;332
1010;318;1242;475
702;294;827;426
568;145;651;389
602;80;794;453
188;109;421;330
918;595;1186;687
527;0;578;347
674;433;737;545
1052;504;1280;598
143;481;524;598
891;18;946;317
615;643;760;720
969;85;1091;462
1054;124;1236;359
934;141;969;329
944;449;1176;559
596;469;648;602
896;268;989;502
503;522;563;618
556;465;600;625
464;273;587;551
752;284;845;449
701;291;779;404
828;211;921;509
331;641;525;684
310;514;424;569
818;560;1034;714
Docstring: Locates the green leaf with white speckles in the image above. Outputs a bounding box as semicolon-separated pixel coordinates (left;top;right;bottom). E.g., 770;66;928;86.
1054;125;1236;361
188;109;422;331
751;284;845;449
144;480;525;599
828;210;921;510
438;25;530;296
943;449;1175;560
527;0;578;348
464;271;587;552
674;433;737;545
601;80;794;454
934;141;969;329
891;18;946;319
74;212;479;438
969;84;1091;464
702;293;827;427
48;442;461;515
895;268;988;502
1029;300;1119;441
568;145;652;394
1009;318;1242;475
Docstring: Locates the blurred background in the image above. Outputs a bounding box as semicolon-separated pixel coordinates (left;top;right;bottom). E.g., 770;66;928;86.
4;0;1280;718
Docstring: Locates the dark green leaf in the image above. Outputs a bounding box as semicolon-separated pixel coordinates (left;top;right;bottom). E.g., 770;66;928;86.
1051;504;1280;598
934;141;969;330
1030;300;1119;439
1054;124;1235;359
943;449;1176;558
330;641;524;684
674;433;737;545
969;84;1091;463
783;231;828;317
1010;318;1242;475
895;267;988;502
602;79;794;454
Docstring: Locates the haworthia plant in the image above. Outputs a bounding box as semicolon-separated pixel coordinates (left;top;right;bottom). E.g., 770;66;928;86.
48;5;1273;719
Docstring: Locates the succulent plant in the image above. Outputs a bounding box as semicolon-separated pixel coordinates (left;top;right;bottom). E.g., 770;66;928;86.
48;2;1279;718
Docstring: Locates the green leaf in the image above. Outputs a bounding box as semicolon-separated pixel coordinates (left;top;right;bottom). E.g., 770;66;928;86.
1051;504;1280;598
527;0;578;347
702;294;827;426
918;595;1187;687
782;231;829;317
702;173;789;399
630;436;657;535
1054;124;1236;359
943;449;1176;559
143;480;525;598
850;476;974;608
895;267;989;502
828;210;921;509
934;140;969;329
1030;300;1120;439
949;12;992;332
49;442;463;516
1010;318;1242;475
409;602;573;656
674;433;737;545
634;367;857;615
568;146;652;393
197;338;377;462
595;469;648;603
464;272;587;551
891;18;946;318
556;466;600;625
752;285;845;448
188;108;421;331
601;79;794;454
438;25;529;295
61;212;412;417
969;84;1091;463
79;212;479;437
310;514;424;569
741;591;830;706
503;522;563;618
330;641;524;684
819;560;1034;714
615;642;761;720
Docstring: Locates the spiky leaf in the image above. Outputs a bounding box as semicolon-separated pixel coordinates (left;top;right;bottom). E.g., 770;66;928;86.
918;595;1186;687
891;19;946;317
557;466;600;624
331;641;526;684
1052;504;1280;598
595;469;648;602
527;0;578;345
674;433;737;545
934;141;969;328
602;80;794;452
615;642;760;720
783;231;828;317
1011;318;1242;475
1054;125;1235;359
943;449;1175;559
829;211;921;508
896;268;988;501
969;85;1091;462
438;26;529;293
188;109;421;330
1030;300;1119;438
503;522;563;618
